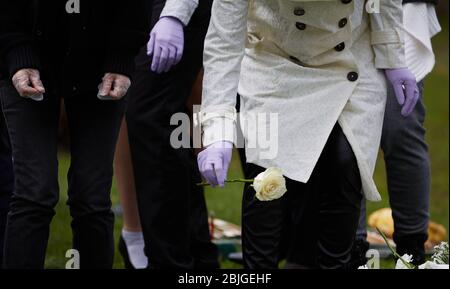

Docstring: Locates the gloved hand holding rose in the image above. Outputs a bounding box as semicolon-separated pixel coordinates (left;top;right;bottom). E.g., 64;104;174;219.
197;141;233;188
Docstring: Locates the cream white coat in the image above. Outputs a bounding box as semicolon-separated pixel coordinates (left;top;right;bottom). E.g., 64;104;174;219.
200;0;407;201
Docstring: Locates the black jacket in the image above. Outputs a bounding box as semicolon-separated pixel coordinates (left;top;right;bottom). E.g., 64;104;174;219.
0;0;149;95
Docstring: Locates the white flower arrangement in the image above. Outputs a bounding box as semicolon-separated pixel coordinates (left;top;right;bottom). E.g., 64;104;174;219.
431;242;448;265
376;228;449;270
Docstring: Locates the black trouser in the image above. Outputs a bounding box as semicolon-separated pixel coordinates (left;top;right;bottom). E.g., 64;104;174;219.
355;81;429;265
242;124;362;269
189;157;220;269
0;110;13;266
0;84;125;269
126;0;217;269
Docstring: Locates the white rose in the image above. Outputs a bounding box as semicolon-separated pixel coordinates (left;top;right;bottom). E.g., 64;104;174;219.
253;167;287;201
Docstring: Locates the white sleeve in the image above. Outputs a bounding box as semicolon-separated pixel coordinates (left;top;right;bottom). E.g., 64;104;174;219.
200;0;249;146
160;0;199;26
369;0;407;69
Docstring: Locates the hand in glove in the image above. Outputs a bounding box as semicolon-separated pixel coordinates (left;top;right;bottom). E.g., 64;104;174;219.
12;68;45;101
197;141;233;187
97;73;131;100
385;68;419;117
147;16;184;74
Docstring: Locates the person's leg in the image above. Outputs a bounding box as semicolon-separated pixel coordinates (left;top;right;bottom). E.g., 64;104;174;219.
0;85;60;268
347;199;370;269
0;106;14;266
286;124;362;269
114;119;147;269
355;200;368;242
189;153;220;269
242;163;300;269
126;50;199;268
127;94;192;269
314;124;362;268
64;94;126;269
185;64;219;269
381;81;430;264
126;2;212;268
116;120;142;232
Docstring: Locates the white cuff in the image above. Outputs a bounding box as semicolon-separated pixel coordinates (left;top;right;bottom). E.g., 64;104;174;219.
201;108;237;147
371;29;403;45
371;28;407;69
373;43;407;69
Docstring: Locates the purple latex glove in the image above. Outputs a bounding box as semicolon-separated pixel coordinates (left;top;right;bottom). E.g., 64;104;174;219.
147;16;184;74
385;68;419;117
197;141;233;188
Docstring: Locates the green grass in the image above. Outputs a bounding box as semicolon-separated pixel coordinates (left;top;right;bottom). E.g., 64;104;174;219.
45;20;448;269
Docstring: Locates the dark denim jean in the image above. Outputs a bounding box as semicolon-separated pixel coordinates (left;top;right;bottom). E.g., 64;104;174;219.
0;84;125;269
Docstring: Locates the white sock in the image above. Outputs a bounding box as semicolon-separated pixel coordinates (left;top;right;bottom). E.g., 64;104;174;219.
122;229;148;269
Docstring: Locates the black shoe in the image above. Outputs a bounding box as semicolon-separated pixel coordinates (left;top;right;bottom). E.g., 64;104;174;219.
347;239;370;269
119;235;136;269
394;233;427;266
